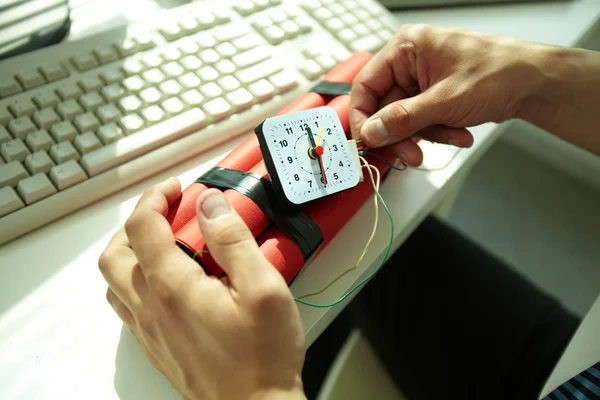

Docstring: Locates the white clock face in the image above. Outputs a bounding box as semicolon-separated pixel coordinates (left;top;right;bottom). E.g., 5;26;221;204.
261;106;360;204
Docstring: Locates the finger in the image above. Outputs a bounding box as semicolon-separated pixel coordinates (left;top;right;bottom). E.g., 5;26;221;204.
386;139;424;166
107;288;135;327
125;177;189;274
360;89;448;148
416;125;474;148
350;37;418;140
99;244;147;310
196;189;278;291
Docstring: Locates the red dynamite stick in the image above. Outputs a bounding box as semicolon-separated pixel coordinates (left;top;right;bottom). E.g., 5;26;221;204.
167;51;373;233
176;95;357;277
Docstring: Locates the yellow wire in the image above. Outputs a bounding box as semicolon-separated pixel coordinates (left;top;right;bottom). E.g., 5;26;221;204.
316;126;325;147
296;157;381;300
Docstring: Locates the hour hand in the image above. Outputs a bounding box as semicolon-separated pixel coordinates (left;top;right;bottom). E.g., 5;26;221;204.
306;127;317;149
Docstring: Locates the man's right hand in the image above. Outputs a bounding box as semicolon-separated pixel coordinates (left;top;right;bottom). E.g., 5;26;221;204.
350;24;552;165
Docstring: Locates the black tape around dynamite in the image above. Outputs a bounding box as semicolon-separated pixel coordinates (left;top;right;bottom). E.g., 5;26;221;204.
309;81;353;96
195;167;323;262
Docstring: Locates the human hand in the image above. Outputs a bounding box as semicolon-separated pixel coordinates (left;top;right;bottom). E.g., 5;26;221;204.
99;179;306;400
350;24;548;165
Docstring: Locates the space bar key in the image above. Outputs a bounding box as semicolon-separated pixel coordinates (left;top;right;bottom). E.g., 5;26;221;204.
81;109;208;176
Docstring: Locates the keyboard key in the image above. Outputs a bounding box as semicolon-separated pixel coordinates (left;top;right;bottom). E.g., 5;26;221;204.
81;109;208;176
262;25;285;45
50;141;80;163
313;7;333;20
33;92;60;109
378;29;395;41
214;24;249;42
33;108;61;129
159;80;183;96
216;42;237;58
365;18;383;31
327;3;345;14
97;123;125;144
199;82;223;99
234;0;256;16
196;34;217;49
178;39;200;55
162;47;182;62
198;66;219;82
160;22;183;41
8;99;37;117
315;54;336;71
232;46;270;68
74;112;101;133
141;105;166;123
248;79;275;102
25;151;54;174
340;13;358;25
179;15;200;34
0;186;24;217
202;97;232;121
115;38;140;57
0;78;22;97
80;91;105;111
214;8;232;23
179;72;201;89
226;88;254;111
199;49;221;65
338;28;357;43
196;12;218;29
217;75;240;92
140;87;163;104
350;34;383;52
353;23;370;36
57;99;83;120
0;126;11;144
180;55;202;71
232;34;262;51
17;173;57;204
161;62;185;78
236;60;282;84
119;113;145;134
142;68;166;85
252;0;270;10
0;160;29;187
26;129;54;152
294;16;313;34
131;32;155;50
299;59;323;79
142;54;163;69
74;132;102;154
50;121;78;143
93;45;119;63
252;17;273;30
56;83;82;100
15;70;45;89
215;59;236;75
280;20;300;38
50;160;87;190
100;69;124;84
268;70;298;93
118;94;143;113
121;58;144;76
102;83;128;101
39;63;68;82
325;18;344;32
161;97;185;114
8;117;37;139
0;107;12;125
97;104;121;124
72;53;99;71
1;139;30;162
180;89;204;107
269;9;287;23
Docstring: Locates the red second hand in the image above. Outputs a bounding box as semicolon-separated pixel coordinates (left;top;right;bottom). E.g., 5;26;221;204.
315;146;327;186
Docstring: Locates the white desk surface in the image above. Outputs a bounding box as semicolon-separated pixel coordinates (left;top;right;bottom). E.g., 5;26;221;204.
1;1;599;399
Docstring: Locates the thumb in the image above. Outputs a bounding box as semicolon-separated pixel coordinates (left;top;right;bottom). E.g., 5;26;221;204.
360;90;445;147
196;189;277;290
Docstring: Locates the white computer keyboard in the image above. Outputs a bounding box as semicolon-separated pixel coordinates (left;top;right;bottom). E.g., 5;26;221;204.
0;0;399;245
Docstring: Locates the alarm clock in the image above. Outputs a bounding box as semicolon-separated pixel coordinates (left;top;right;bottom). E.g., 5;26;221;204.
255;106;360;205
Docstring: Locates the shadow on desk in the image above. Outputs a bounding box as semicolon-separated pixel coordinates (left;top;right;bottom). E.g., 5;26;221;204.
114;325;182;400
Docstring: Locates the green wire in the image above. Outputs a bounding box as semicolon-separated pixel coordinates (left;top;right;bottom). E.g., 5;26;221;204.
293;183;394;308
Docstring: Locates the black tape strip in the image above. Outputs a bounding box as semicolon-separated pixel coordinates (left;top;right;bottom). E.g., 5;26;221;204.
195;167;323;261
310;81;352;96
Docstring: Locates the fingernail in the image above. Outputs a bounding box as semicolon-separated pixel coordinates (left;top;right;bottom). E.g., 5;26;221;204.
362;118;388;145
448;139;460;147
201;192;230;219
